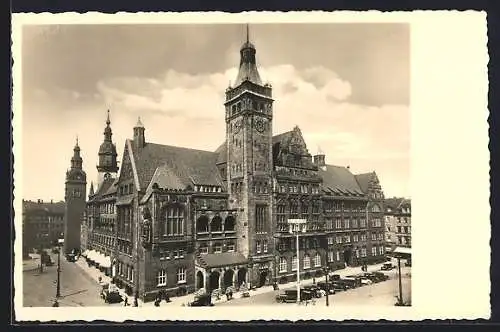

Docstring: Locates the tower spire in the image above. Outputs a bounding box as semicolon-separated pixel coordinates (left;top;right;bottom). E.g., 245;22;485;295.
106;109;111;126
246;23;249;43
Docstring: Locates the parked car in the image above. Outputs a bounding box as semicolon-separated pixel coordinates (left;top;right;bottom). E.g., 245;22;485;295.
188;294;214;307
101;284;123;304
303;285;322;298
381;263;395;271
344;275;364;287
316;282;336;295
275;289;314;303
66;253;76;262
371;271;390;281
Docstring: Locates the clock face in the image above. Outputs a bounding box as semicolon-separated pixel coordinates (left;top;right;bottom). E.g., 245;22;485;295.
254;117;266;133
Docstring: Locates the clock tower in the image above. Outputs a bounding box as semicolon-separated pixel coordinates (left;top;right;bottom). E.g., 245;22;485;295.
64;138;87;254
224;25;274;285
96;110;118;186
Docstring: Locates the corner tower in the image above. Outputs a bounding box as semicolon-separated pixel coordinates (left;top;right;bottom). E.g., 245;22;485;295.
224;25;274;285
64;137;87;254
96;110;118;186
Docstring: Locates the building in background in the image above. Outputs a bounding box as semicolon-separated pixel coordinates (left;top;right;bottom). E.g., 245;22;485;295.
64;139;87;254
22;199;65;257
384;197;411;250
78;29;388;302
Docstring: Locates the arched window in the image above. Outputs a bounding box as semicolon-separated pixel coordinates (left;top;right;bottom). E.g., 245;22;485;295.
314;252;321;267
303;254;311;269
371;204;381;213
164;204;185;236
211;216;222;232
224;215;235;231
279;257;287;272
197;215;209;233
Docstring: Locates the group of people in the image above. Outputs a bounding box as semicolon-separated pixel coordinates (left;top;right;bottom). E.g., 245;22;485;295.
154;289;171;307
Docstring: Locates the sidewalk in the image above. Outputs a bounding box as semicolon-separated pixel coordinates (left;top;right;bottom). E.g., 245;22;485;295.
74;256;393;307
23;254;42;272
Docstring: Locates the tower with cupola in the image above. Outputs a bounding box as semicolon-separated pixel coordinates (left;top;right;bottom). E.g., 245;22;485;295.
64;138;87;254
224;25;274;285
96;110;119;186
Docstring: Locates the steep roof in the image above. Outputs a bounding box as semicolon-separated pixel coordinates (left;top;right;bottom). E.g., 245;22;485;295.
214;141;227;164
272;130;293;145
385;197;411;211
319;165;364;195
130;141;223;192
354;172;374;193
23;200;66;215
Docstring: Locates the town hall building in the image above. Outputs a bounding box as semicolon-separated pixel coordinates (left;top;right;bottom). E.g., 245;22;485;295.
77;29;386;302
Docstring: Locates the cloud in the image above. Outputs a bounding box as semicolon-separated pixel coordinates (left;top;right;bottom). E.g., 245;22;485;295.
22;64;409;200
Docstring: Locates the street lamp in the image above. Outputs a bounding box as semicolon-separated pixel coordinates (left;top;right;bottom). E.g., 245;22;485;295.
288;218;306;304
323;266;330;307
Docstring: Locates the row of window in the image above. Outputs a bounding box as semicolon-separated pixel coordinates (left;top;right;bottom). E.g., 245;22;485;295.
158;249;186;260
396;226;410;234
256;240;269;254
118;183;134;196
326;232;384;244
117;240;133;256
277;183;321;195
156;267;187;286
92;233;115;248
278;253;322;272
117;206;133;236
275;166;314;177
196;215;235;233
199;241;236;254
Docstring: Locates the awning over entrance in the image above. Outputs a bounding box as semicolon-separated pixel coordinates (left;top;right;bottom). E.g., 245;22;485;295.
393;246;412;258
202;252;248;268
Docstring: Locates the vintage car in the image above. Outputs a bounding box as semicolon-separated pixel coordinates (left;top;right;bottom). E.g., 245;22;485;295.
275;289;314;303
343;275;363;288
302;285;322;298
370;271;390;282
188;294;214;307
381;263;395;271
65;253;77;262
337;277;360;289
316;282;336;295
100;283;123;304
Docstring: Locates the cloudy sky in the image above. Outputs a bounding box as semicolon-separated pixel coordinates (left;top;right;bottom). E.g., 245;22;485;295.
21;23;410;201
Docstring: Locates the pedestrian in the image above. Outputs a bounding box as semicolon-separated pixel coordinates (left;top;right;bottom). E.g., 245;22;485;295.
124;296;129;306
154;299;160;307
98;276;102;283
164;292;170;303
133;296;138;307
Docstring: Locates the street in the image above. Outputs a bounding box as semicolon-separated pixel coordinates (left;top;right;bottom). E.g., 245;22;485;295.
217;268;411;307
22;252;116;307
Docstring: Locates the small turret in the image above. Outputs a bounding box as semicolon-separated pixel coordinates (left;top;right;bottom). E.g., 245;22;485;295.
133;117;146;150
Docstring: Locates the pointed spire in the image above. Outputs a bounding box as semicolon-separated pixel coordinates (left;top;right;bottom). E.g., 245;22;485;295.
135;116;144;128
89;181;95;196
76;135;79;147
246;23;249;43
106;109;111;126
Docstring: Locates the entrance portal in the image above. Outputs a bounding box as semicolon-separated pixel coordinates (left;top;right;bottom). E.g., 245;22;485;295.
343;248;352;266
209;271;220;291
237;268;247;287
258;270;268;288
196;271;204;290
223;269;234;289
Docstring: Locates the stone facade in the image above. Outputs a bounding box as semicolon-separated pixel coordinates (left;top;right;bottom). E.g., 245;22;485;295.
384;198;411;249
80;31;388;302
64;140;87;255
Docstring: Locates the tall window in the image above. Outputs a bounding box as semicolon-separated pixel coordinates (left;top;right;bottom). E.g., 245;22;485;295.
328;251;334;262
371;247;377;256
314;253;321;267
279;257;287;272
303;254;311;269
335;218;342;229
292;256;298;271
177;267;186;284
327;237;334;245
344;219;350;229
290;203;298;219
166;205;184;236
263;240;268;253
256;241;262;253
336;251;341;261
256;205;267;233
379;246;385;255
157;269;167;286
211;216;222;232
277;204;286;223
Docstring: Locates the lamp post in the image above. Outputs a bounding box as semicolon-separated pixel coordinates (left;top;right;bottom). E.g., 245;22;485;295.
397;255;403;304
288;219;306;304
323;266;330;307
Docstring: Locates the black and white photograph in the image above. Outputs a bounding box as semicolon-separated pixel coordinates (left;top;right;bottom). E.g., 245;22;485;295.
12;12;489;321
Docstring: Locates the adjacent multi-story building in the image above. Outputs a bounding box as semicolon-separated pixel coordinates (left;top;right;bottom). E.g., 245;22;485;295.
22;199;65;257
384;197;411;249
80;30;387;302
